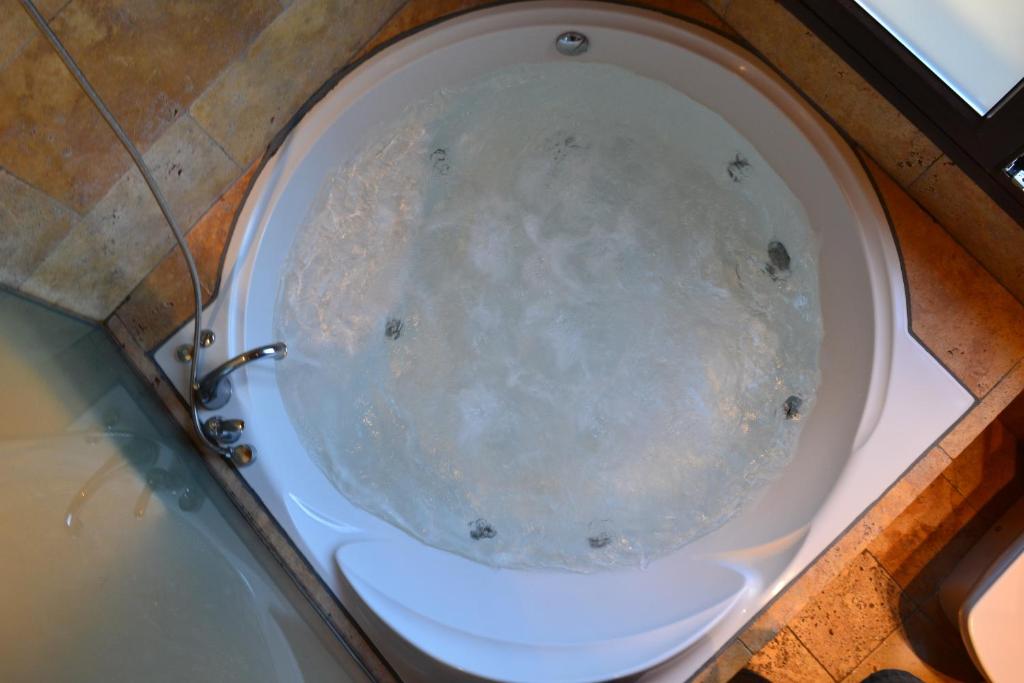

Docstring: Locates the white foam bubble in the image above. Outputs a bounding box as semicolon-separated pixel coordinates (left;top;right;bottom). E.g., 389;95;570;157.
274;63;822;571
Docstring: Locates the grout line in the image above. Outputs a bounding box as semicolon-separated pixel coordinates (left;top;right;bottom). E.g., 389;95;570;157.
866;546;932;614
0;164;84;220
189;112;244;179
905;151;944;190
785;626;839;682
0;0;72;72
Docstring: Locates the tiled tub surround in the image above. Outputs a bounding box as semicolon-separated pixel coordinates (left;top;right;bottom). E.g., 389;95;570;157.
2;0;1015;327
0;0;406;319
97;1;1024;681
0;0;1018;327
0;0;997;679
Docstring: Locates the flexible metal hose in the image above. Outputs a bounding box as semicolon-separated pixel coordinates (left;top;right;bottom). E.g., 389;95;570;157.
19;0;235;461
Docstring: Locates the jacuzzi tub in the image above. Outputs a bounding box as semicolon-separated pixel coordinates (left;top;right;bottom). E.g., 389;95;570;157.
155;3;973;681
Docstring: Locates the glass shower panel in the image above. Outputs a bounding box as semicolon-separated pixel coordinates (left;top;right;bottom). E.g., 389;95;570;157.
0;291;373;683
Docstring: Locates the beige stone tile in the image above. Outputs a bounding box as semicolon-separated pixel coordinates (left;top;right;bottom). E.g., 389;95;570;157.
941;360;1024;458
840;609;981;683
909;156;1024;303
943;418;1022;520
738;448;949;653
117;164;258;350
191;0;406;168
860;154;1024;396
867;474;986;605
690;638;751;683
0;168;78;288
0;0;280;212
724;0;941;187
746;627;832;683
787;551;905;680
0;0;66;70
22;115;239;319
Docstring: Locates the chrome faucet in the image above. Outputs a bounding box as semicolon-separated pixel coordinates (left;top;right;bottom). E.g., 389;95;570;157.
201;416;245;446
196;342;287;410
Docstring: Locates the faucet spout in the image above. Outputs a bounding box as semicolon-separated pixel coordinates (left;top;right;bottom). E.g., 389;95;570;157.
196;342;287;410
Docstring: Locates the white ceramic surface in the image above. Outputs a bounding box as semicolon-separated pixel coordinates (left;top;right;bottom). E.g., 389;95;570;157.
155;3;974;681
941;497;1024;683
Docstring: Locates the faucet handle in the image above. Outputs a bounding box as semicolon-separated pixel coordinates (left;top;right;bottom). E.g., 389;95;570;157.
202;416;245;446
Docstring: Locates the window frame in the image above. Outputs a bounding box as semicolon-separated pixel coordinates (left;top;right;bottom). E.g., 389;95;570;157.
780;0;1024;225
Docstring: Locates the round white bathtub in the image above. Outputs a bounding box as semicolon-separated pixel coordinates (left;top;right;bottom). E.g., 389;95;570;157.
156;3;973;681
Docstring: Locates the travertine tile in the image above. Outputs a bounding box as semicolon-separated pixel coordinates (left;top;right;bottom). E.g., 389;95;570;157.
628;0;730;30
840;609;981;683
787;551;904;680
700;0;730;18
941;360;1024;458
191;0;406;168
1001;390;1024;441
356;0;485;56
738;448;949;653
860;154;1024;396
690;638;751;683
0;0;66;70
867;474;983;605
23;115;238;319
723;0;941;187
745;627;831;683
358;0;729;62
117;164;258;350
909;155;1024;304
942;419;1022;520
0;0;279;211
0;168;77;288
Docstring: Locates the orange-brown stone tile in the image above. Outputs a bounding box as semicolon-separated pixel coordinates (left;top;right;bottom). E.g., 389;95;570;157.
1000;390;1024;441
628;0;730;30
690;639;751;683
745;627;832;683
787;551;905;680
839;609;981;683
700;0;730;17
0;0;66;70
117;164;257;349
0;0;281;211
739;447;950;653
861;154;1024;397
724;0;941;187
941;360;1024;458
943;419;1022;523
22;115;239;319
910;155;1024;304
359;0;729;62
356;0;487;57
867;474;986;605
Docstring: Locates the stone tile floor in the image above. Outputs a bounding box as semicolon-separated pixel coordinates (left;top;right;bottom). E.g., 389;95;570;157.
727;414;1023;683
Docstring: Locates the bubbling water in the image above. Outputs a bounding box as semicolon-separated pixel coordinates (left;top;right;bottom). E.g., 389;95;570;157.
274;63;822;571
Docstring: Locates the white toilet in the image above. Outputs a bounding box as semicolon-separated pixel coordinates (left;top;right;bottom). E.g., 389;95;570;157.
940;496;1024;682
